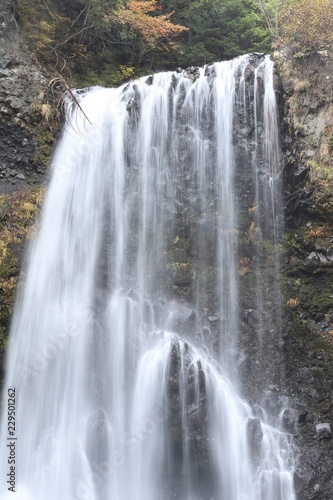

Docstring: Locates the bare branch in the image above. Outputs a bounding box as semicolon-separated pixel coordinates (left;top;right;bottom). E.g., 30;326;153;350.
41;0;54;19
53;25;94;49
255;0;286;40
65;3;90;36
49;75;92;128
62;80;92;125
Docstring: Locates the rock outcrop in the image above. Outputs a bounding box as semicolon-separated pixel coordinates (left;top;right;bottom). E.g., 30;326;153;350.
277;48;333;500
0;0;58;193
0;0;59;370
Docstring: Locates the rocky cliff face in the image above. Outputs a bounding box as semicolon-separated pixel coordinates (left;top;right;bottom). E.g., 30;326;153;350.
0;1;58;369
0;0;58;192
278;49;333;500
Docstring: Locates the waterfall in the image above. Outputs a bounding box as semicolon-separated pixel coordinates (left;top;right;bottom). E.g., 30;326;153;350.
0;54;296;499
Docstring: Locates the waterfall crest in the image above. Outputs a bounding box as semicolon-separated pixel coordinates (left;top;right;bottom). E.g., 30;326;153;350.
0;54;296;500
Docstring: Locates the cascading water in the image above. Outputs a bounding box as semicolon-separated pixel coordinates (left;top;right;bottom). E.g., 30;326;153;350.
0;54;297;499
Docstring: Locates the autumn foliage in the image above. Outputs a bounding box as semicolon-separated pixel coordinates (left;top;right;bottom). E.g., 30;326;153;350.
115;1;188;63
280;0;333;52
17;0;190;82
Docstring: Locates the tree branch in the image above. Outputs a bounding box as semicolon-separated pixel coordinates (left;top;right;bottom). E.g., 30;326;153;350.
65;3;90;36
53;25;94;49
41;0;54;19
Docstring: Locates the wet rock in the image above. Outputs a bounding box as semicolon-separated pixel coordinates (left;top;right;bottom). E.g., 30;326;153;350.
185;66;200;81
293;472;304;496
244;309;260;329
294;167;309;182
282;408;297;433
145;75;153;86
86;409;110;464
168;300;196;323
298;411;309;424
127;289;141;302
316;423;332;440
247;417;263;463
126;97;140;121
166;339;211;496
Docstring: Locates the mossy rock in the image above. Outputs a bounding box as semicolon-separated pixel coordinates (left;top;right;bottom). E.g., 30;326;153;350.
0;187;45;353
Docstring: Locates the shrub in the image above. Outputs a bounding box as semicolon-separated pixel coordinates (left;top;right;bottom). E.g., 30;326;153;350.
280;0;333;52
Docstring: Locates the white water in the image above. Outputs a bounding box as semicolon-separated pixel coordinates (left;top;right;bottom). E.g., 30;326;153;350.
0;55;296;499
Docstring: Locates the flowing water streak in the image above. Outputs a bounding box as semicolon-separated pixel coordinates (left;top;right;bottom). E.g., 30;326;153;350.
251;58;284;354
0;55;295;500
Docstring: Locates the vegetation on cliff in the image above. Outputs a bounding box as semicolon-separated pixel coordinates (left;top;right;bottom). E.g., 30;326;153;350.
14;0;270;85
11;0;333;87
0;188;45;350
279;0;333;54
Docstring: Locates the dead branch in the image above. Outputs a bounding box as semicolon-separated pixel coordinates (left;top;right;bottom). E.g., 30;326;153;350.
42;0;54;19
53;25;94;49
49;74;92;130
65;3;90;36
255;0;286;41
